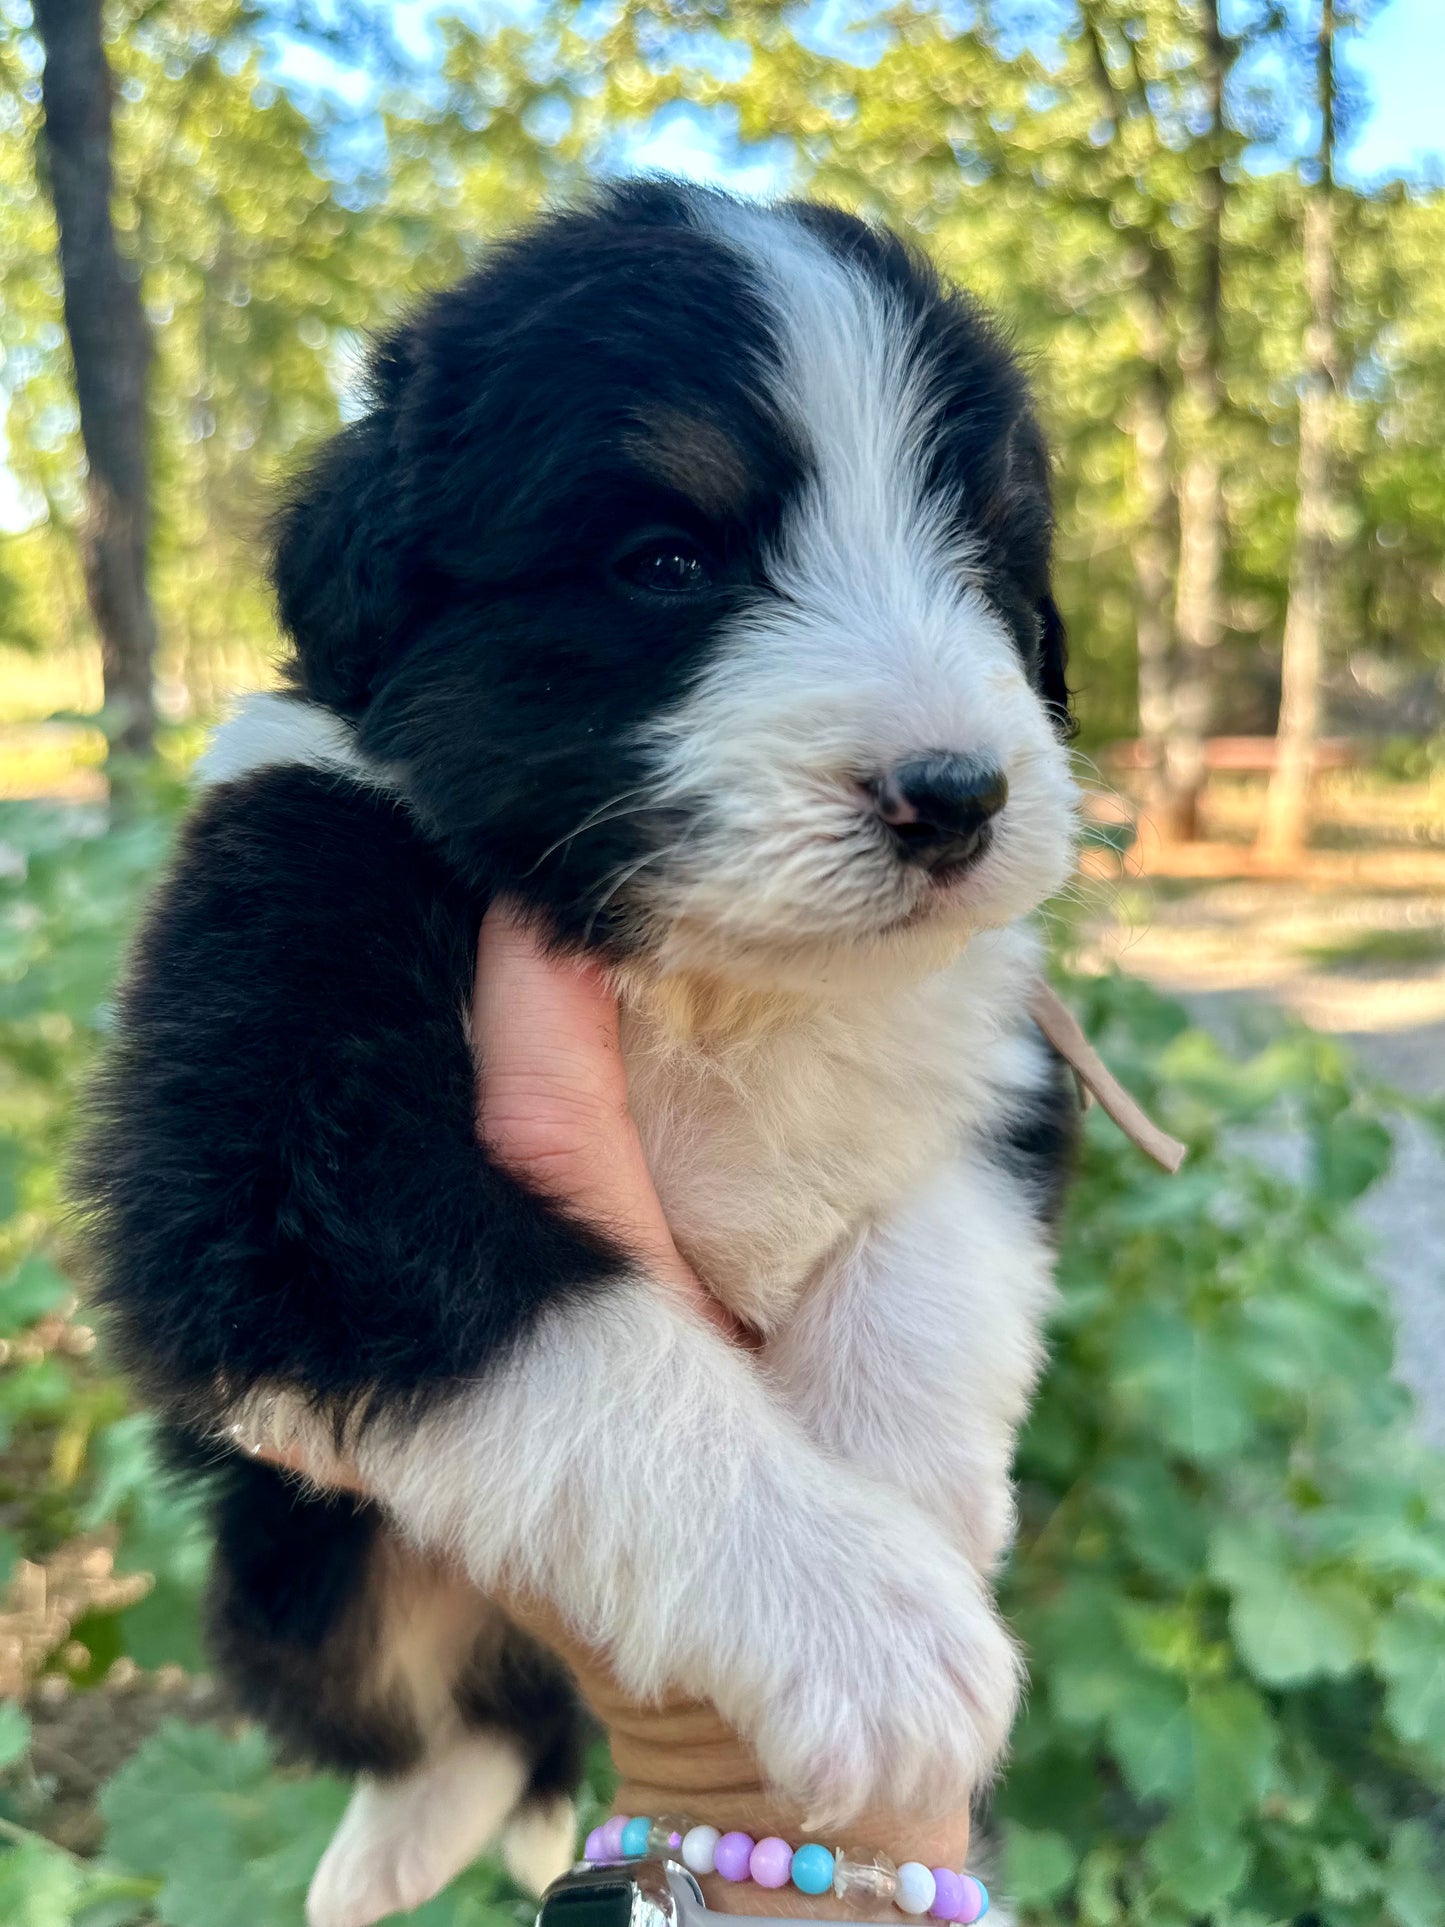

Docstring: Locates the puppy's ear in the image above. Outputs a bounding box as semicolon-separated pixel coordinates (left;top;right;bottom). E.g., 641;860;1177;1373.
1037;592;1074;737
270;408;403;714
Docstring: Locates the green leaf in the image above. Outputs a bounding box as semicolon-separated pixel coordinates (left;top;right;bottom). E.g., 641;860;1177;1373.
0;1833;85;1927
1096;1456;1207;1586
1001;1822;1076;1906
82;1416;210;1672
1383;1821;1445;1927
0;1699;31;1769
1316;1842;1381;1904
1210;1522;1373;1685
0;1255;69;1336
100;1719;351;1927
1143;1809;1250;1911
1313;1109;1393;1203
1111;1308;1255;1464
1376;1598;1445;1762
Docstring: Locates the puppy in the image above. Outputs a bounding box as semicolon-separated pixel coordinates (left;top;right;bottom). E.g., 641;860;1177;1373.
80;181;1079;1927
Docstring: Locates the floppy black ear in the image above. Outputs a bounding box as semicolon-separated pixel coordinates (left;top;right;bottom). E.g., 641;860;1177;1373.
270;409;404;715
1037;592;1074;737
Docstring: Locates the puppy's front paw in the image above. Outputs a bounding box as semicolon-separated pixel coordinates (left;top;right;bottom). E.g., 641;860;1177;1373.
733;1521;1022;1829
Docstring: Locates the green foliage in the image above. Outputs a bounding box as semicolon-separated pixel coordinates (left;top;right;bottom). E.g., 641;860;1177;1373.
997;972;1445;1924
0;784;1441;1924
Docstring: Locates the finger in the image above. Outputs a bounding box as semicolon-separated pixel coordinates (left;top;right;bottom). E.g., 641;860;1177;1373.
472;899;681;1270
473;899;631;1154
472;901;758;1348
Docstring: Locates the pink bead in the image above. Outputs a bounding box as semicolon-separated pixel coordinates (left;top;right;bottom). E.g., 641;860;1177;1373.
930;1870;965;1920
714;1831;756;1882
750;1838;794;1888
585;1827;608;1862
955;1876;987;1924
598;1816;631;1860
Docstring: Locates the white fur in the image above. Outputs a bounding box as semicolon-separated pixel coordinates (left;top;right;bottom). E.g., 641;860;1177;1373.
764;1146;1058;1574
354;1282;1021;1828
306;1730;530;1927
197;691;383;791
620;922;1049;1332
502;1797;579;1895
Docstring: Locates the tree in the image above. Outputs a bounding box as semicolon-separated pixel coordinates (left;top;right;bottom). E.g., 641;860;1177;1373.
1164;0;1229;842
32;0;158;756
1257;0;1342;862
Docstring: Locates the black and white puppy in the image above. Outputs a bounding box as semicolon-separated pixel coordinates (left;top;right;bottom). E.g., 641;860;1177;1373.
82;180;1079;1927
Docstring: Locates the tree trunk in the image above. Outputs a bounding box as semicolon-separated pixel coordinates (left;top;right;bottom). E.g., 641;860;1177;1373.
1163;0;1227;843
1132;270;1178;823
33;0;157;757
1257;0;1337;863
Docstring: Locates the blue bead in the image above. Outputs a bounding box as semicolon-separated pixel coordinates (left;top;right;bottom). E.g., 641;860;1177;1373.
976;1884;989;1919
620;1818;652;1857
791;1844;835;1896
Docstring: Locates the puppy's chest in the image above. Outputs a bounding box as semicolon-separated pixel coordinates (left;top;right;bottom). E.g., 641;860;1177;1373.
619;974;1018;1330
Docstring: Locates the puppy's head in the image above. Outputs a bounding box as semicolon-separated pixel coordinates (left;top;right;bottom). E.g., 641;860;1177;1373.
274;181;1077;987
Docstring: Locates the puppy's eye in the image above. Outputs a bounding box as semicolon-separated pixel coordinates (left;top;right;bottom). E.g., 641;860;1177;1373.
613;535;713;597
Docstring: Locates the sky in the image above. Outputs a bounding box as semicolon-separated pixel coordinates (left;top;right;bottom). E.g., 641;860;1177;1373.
1343;0;1445;183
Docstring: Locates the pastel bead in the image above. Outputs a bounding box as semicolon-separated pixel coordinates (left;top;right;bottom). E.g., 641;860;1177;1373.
896;1864;937;1915
681;1826;721;1876
620;1817;652;1857
956;1875;989;1923
791;1844;836;1896
598;1816;630;1860
929;1869;966;1920
751;1838;794;1888
584;1826;608;1863
714;1832;756;1882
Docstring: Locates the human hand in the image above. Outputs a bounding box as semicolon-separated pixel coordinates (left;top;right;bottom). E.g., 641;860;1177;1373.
255;901;971;1913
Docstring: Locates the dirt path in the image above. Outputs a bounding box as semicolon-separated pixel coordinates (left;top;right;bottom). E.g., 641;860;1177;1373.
1084;874;1445;1444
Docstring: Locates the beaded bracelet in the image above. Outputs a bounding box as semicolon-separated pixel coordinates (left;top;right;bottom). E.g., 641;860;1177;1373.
582;1814;989;1923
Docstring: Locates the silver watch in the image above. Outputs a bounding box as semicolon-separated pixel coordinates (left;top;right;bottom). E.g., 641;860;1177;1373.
536;1855;861;1927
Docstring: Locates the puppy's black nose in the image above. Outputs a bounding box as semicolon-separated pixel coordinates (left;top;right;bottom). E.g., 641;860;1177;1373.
871;754;1009;873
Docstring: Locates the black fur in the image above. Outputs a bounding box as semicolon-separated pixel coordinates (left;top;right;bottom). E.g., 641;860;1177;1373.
996;1044;1080;1232
79;180;1075;1829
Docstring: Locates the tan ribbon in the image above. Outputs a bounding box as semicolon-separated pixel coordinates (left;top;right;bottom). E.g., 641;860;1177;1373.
1029;982;1187;1175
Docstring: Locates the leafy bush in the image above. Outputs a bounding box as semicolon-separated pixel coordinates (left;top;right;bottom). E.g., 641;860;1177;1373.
999;976;1445;1925
2;784;1443;1925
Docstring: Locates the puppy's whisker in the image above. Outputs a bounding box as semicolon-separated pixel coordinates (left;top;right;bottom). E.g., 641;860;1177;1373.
524;788;657;876
581;845;682;945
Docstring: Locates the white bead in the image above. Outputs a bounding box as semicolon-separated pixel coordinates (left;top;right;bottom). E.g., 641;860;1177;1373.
682;1825;721;1876
896;1864;937;1915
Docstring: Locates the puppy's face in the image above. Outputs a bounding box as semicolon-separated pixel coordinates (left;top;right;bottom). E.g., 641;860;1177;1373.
275;183;1077;985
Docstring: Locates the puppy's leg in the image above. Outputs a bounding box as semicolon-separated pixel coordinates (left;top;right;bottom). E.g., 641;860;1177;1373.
198;1449;581;1927
501;1794;580;1896
764;1156;1058;1574
308;1730;530;1927
305;1539;586;1927
326;1280;1023;1828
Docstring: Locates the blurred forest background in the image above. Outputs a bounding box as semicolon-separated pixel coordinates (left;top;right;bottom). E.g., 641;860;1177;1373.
3;2;1445;1924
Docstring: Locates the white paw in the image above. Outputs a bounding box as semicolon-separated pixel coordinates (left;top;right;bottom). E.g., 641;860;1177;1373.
720;1511;1022;1830
306;1733;529;1927
502;1795;578;1895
